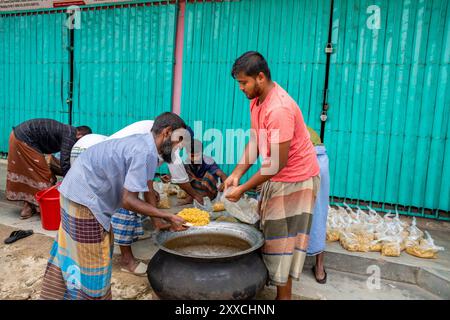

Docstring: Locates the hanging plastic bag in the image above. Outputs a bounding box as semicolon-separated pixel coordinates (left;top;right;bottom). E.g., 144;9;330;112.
211;178;225;212
222;187;260;225
406;231;445;259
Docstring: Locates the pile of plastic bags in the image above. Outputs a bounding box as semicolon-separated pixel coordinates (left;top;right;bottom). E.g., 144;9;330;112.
326;204;445;259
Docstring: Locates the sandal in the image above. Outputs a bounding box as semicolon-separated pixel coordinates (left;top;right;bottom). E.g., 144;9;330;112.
312;265;327;284
4;229;34;244
120;261;147;277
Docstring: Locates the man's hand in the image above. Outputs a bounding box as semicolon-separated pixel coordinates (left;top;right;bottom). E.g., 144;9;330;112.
225;186;245;203
201;180;214;193
151;217;171;230
167;214;188;231
223;174;240;190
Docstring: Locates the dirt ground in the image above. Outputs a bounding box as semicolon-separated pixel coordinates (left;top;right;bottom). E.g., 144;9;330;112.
0;223;154;300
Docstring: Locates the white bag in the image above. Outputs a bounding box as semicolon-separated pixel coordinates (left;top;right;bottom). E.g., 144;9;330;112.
221;187;260;225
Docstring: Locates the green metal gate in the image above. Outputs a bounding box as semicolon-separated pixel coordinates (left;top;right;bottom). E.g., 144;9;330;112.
0;12;70;154
180;0;330;180
72;2;178;135
326;0;450;219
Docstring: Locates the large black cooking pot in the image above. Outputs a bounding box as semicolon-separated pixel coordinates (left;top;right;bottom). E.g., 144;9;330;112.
147;221;267;300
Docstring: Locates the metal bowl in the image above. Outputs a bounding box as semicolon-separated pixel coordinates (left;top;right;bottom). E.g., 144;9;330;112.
154;221;264;259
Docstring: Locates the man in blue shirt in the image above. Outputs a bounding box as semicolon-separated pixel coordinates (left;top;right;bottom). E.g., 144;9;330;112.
40;112;187;300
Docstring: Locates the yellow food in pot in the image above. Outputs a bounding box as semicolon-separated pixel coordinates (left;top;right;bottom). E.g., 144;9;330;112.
177;208;210;226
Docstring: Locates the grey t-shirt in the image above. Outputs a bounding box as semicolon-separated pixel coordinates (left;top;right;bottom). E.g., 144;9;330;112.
59;134;159;231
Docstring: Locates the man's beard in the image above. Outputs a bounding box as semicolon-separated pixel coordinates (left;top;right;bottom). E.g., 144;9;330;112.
247;82;262;100
161;138;173;163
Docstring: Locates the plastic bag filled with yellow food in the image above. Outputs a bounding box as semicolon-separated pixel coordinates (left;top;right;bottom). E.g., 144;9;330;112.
379;235;403;257
157;193;171;209
326;214;342;242
406;231;444;259
369;239;383;252
163;183;179;196
403;219;423;249
339;232;360;252
177;189;188;199
177;208;210;226
211;191;225;212
326;229;341;242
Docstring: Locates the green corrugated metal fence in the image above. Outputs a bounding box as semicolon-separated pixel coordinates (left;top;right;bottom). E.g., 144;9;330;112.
180;0;330;181
72;2;178;135
0;12;70;153
326;0;450;218
0;0;448;218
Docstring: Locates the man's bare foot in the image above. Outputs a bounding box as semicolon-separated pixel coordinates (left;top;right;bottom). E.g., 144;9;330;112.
120;258;147;276
20;202;34;219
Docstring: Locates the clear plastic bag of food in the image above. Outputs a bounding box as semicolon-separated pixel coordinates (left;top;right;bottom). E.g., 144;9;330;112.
345;224;374;242
380;235;403;257
367;206;383;225
340;232;360;252
157;193;171;209
177;188;188;199
369;239;383;252
165;183;179;196
402;218;424;249
344;203;360;223
394;210;408;229
408;217;424;239
356;206;370;224
211;191;225;212
326;215;341;242
222;188;260;225
406;231;445;259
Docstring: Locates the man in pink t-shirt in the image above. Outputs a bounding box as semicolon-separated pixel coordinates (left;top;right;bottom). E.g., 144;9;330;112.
224;51;321;300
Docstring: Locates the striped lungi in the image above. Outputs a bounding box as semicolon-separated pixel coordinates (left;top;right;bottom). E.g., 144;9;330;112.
40;195;113;300
259;175;320;286
6;131;55;209
111;208;144;246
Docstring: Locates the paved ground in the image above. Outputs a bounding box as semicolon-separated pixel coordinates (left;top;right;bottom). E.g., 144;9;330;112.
0;159;448;300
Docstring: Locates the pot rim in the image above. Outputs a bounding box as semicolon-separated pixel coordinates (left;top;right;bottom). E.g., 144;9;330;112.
154;221;265;260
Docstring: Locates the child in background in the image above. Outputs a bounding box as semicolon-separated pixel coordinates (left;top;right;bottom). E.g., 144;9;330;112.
184;139;227;202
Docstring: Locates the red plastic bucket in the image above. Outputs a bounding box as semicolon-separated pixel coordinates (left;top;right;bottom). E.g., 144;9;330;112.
35;183;61;231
